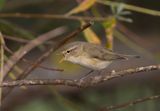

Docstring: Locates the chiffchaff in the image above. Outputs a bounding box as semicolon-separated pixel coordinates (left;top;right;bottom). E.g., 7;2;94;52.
60;41;139;70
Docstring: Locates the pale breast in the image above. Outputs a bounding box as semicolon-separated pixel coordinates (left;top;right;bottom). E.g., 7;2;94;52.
68;56;111;70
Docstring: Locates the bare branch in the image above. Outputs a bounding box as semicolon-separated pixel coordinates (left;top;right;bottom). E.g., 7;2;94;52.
0;13;107;21
3;26;67;79
0;32;5;106
1;64;159;87
99;94;160;111
3;35;29;43
4;35;53;45
4;46;64;72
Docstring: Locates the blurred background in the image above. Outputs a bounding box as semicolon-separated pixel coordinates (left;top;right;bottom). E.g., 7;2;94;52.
0;0;160;111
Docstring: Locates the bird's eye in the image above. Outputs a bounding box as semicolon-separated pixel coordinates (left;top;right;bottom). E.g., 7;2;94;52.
67;50;70;53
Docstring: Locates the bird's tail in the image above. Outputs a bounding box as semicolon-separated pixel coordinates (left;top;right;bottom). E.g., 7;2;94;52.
116;54;140;60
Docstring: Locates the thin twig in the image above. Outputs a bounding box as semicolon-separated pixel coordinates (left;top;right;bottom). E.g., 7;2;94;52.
0;32;4;106
97;0;160;16
4;46;64;72
3;35;29;43
99;94;160;111
4;35;53;45
3;26;67;79
1;64;159;87
0;13;107;21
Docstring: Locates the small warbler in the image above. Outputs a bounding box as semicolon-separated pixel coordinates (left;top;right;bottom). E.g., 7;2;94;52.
60;41;140;70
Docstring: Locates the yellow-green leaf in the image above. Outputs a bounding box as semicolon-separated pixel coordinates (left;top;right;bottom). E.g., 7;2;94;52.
103;17;116;49
66;0;96;15
81;21;101;44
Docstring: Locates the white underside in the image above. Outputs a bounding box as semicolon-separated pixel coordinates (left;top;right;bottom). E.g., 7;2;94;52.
67;56;111;70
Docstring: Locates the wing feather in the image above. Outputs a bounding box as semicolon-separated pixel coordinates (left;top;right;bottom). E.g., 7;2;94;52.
83;43;126;61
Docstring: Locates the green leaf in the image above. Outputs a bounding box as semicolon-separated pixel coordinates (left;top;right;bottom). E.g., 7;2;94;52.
66;0;96;15
81;21;101;44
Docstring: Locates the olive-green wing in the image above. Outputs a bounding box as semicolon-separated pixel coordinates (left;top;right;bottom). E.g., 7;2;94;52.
83;43;126;61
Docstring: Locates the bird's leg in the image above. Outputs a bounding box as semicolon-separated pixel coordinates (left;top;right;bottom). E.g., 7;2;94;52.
80;70;94;80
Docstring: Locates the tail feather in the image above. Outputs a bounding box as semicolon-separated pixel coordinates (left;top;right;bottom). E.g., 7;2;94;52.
117;54;140;60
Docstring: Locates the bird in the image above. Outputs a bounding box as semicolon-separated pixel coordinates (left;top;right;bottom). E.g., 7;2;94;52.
60;41;140;70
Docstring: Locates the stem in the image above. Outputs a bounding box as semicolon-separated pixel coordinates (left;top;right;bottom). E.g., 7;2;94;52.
1;64;159;87
99;94;160;111
0;13;107;21
0;32;4;106
97;0;160;16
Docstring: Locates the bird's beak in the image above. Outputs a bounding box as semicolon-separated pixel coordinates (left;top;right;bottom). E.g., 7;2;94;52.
59;57;64;63
57;52;65;63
